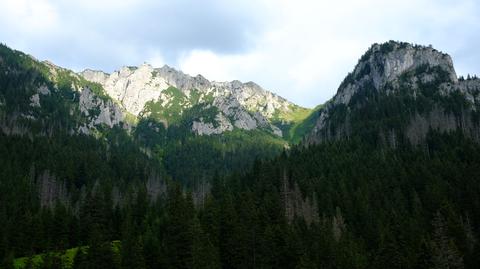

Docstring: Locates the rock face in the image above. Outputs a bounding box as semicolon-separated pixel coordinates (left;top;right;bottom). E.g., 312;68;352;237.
307;41;480;145
191;113;234;135
81;64;300;137
81;64;170;116
3;41;306;139
332;42;457;106
77;87;125;134
154;65;211;92
29;85;51;108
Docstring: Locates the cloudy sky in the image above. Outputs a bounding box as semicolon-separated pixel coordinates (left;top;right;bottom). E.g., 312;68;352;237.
1;0;479;107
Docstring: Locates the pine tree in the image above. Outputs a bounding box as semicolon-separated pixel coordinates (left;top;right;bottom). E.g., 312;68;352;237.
120;216;146;269
219;193;241;268
143;226;161;269
332;207;346;242
191;216;221;269
52;202;70;250
164;184;194;269
0;251;14;269
296;253;316;269
431;211;464;269
415;239;432;269
121;236;146;269
81;193;108;245
200;196;221;248
85;241;117;269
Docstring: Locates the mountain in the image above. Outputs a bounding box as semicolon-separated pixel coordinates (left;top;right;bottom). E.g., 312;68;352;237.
2;41;480;269
0;42;314;189
214;41;480;269
307;41;480;145
0;49;128;137
80;64;311;138
0;42;313;141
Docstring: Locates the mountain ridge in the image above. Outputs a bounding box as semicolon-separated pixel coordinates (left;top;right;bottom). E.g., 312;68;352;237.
2;41;480;269
80;63;311;138
0;42;312;141
306;40;480;145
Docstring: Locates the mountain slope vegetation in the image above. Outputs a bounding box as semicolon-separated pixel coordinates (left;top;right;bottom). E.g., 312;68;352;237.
1;41;479;269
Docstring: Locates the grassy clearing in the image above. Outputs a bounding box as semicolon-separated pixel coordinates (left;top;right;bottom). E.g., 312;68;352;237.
288;105;323;144
13;241;121;269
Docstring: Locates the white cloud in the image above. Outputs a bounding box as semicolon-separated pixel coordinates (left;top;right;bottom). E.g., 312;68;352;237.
0;0;479;107
178;50;260;81
0;0;59;33
173;0;480;107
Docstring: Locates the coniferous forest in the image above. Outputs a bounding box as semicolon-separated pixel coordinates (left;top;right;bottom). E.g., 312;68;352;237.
2;131;480;269
1;40;480;269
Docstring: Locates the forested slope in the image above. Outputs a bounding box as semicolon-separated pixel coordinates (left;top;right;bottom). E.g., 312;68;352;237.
1;41;480;269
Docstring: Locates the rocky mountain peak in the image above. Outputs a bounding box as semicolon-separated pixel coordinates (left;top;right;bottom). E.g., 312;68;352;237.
80;63;307;138
80;69;109;84
334;41;457;105
367;42;456;84
307;41;479;146
154;64;211;92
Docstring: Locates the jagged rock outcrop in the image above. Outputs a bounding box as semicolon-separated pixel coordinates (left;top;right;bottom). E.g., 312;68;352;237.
81;64;302;137
0;51;129;137
81;64;170;116
77;87;126;134
332;42;457;106
307;41;480;145
3;42;307;141
29;85;51;108
191;113;234;135
155;65;211;92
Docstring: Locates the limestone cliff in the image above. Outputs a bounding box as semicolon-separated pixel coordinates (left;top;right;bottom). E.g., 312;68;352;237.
307;41;480;145
81;64;305;137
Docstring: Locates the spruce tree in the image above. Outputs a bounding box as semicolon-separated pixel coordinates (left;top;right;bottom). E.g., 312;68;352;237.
431;211;464;269
191;216;221;269
0;252;14;269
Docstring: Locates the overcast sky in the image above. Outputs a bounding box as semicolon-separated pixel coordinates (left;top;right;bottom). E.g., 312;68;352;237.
1;0;479;107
